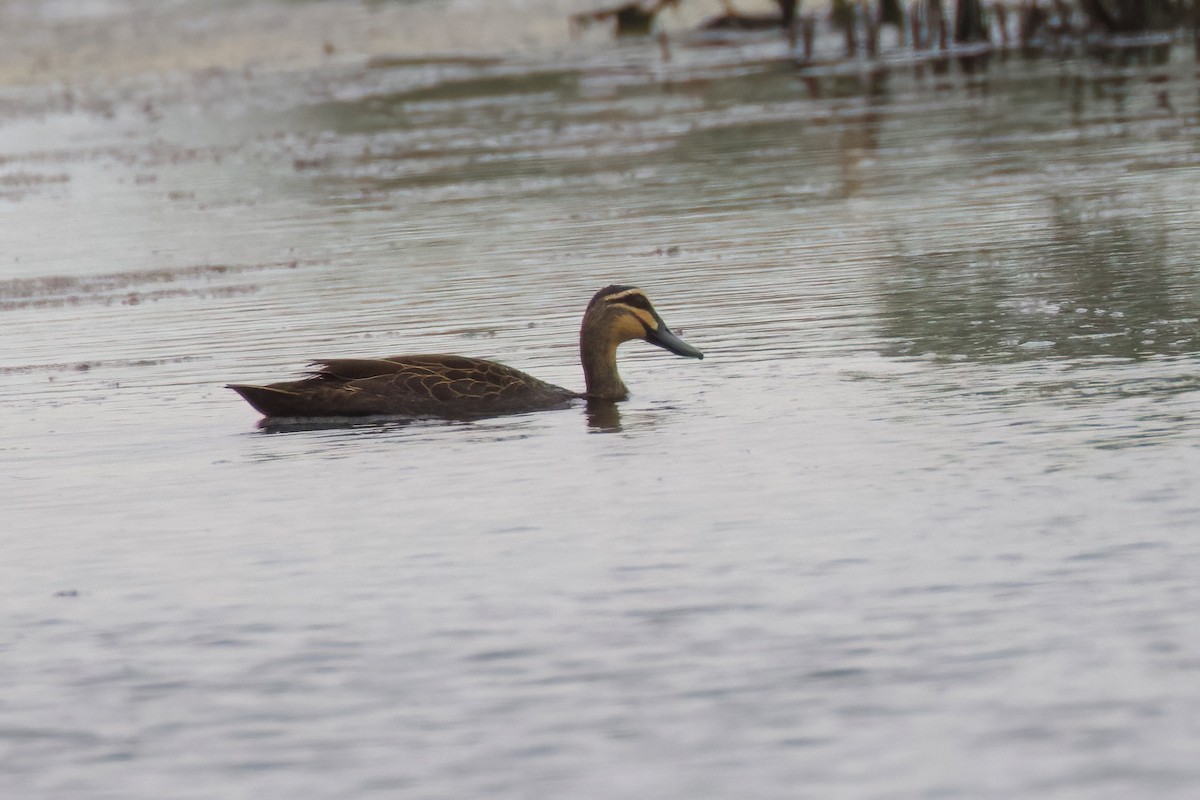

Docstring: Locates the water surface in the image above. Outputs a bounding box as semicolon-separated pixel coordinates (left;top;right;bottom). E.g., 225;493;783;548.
3;4;1200;798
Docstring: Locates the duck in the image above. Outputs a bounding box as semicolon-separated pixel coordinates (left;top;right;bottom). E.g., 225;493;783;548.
227;284;703;420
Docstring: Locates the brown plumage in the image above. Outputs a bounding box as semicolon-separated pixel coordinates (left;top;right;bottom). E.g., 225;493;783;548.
227;285;703;420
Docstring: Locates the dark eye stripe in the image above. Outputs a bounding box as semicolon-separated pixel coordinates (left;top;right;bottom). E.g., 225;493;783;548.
611;293;652;312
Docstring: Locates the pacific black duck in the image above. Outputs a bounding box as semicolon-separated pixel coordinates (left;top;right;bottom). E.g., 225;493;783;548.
227;285;703;420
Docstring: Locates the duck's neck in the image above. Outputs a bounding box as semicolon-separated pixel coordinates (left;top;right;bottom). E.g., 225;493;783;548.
580;328;628;401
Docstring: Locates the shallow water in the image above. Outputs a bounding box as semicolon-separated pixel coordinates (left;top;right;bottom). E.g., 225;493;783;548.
4;3;1200;798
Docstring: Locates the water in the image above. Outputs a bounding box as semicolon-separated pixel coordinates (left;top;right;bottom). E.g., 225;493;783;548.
3;2;1200;797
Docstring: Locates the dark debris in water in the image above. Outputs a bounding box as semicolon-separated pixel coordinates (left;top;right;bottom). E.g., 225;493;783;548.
0;356;204;376
0;171;70;201
570;0;679;38
0;260;309;312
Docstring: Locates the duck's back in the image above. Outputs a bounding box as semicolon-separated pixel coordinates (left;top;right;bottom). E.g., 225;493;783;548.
228;355;579;419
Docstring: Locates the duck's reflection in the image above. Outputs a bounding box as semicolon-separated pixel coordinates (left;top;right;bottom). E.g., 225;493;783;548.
585;400;622;432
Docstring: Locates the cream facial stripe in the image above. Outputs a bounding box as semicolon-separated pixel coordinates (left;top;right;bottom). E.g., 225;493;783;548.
605;288;659;330
605;288;647;303
630;308;658;330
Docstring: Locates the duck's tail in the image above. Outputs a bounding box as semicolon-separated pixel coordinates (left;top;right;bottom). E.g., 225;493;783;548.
226;383;303;418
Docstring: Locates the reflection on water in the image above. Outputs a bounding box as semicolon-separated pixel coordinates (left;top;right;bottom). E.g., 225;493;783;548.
255;416;418;435
4;11;1200;800
879;190;1200;363
585;399;622;431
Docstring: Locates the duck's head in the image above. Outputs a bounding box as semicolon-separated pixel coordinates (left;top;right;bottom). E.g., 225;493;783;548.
579;284;703;401
583;284;704;360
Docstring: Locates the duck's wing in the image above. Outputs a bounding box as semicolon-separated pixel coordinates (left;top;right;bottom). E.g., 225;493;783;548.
228;354;578;418
309;355;565;402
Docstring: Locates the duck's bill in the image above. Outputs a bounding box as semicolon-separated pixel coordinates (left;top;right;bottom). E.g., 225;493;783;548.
646;322;704;359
